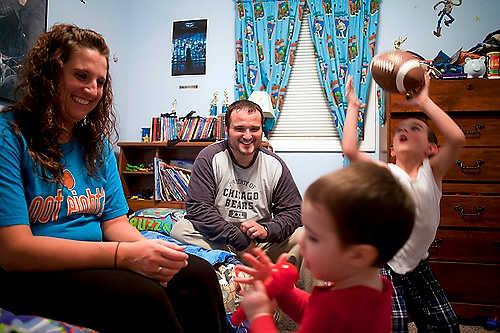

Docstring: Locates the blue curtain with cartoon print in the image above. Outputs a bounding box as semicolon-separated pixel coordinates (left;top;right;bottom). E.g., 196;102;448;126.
306;0;380;141
234;0;304;133
234;0;380;137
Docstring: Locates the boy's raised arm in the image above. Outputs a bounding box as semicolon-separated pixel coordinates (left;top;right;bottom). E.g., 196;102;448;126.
403;75;465;181
342;76;376;164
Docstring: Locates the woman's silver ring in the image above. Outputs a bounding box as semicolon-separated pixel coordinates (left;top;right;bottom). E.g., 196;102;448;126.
157;266;163;273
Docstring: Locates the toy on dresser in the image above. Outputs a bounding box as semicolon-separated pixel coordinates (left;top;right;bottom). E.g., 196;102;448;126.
463;56;486;78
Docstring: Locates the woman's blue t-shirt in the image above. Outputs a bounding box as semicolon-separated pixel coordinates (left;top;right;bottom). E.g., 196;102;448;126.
0;112;128;241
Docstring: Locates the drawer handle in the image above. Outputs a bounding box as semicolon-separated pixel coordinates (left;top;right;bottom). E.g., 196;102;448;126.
456;159;484;170
430;238;442;248
460;124;484;137
454;205;485;217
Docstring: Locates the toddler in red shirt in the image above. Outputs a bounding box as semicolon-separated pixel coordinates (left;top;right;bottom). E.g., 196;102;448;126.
237;162;415;333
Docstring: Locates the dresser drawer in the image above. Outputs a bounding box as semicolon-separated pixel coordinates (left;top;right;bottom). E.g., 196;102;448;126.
440;194;500;228
451;303;500;320
429;229;500;262
444;148;500;182
442;183;500;195
429;261;500;304
387;79;500;113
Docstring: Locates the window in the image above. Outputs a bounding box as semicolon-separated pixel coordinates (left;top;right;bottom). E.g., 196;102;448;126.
268;15;376;153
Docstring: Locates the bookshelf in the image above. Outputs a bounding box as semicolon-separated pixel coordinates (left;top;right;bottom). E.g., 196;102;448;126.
118;141;214;211
118;141;271;211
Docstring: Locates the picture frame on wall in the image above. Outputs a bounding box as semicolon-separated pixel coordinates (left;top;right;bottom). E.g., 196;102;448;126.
171;19;207;76
0;0;48;102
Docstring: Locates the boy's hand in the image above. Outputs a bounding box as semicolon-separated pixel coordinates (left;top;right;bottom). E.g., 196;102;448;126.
235;248;289;284
240;280;276;321
346;76;366;109
399;73;431;108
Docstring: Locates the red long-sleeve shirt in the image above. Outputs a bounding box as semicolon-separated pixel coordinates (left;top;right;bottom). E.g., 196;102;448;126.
250;277;393;333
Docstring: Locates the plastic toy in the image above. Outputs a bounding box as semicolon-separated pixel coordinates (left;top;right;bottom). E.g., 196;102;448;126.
230;262;298;326
484;316;499;330
464;56;486;78
125;163;148;172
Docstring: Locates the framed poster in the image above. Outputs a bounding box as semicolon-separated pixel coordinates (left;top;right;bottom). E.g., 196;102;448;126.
171;19;207;76
0;0;48;101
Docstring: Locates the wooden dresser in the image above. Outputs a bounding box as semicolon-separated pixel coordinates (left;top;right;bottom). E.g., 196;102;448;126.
382;78;500;319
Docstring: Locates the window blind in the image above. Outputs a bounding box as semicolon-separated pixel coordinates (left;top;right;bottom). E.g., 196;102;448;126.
268;15;376;153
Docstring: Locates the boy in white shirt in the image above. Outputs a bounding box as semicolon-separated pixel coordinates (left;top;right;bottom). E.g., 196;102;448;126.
342;74;465;332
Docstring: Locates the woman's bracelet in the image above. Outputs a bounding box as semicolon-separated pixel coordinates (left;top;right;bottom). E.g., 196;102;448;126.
114;241;121;269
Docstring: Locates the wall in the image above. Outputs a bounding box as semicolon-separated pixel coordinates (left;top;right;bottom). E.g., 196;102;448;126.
3;0;499;194
119;2;235;142
377;0;499;59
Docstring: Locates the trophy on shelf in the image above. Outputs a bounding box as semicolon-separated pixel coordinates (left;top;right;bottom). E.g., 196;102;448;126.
171;98;177;116
158;98;180;142
221;90;229;117
210;91;218;117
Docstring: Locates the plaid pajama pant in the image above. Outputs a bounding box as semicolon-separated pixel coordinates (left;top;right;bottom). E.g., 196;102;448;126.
380;258;460;333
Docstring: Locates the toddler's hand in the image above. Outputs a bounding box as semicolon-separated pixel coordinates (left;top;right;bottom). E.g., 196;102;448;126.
235;248;288;285
240;280;276;321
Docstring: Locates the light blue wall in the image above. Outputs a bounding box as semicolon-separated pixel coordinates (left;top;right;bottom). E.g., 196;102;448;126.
47;0;234;143
119;1;235;142
3;0;499;194
377;0;500;59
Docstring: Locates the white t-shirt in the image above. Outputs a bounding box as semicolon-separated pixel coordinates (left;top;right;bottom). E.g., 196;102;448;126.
387;158;442;274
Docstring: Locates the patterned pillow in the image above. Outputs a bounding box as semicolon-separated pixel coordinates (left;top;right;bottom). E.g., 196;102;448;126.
0;308;97;333
128;208;186;236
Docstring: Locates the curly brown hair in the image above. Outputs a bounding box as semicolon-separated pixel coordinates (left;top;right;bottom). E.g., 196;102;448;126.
3;23;117;184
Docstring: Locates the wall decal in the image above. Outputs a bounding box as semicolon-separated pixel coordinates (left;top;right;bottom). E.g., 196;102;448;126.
433;0;463;37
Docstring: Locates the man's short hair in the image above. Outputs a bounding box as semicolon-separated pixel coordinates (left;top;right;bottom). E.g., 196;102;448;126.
225;100;264;128
304;163;415;267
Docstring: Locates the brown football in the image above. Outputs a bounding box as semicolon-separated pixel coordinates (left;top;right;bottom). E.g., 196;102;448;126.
371;50;425;94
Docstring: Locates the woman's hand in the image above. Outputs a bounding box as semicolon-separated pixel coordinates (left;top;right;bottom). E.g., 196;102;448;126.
116;239;188;286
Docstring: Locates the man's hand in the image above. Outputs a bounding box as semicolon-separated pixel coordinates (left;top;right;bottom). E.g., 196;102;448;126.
240;220;268;240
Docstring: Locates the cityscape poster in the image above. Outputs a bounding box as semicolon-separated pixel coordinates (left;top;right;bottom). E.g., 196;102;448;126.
171;19;207;76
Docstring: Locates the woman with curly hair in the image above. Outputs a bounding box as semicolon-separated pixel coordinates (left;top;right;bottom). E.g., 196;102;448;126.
0;24;226;333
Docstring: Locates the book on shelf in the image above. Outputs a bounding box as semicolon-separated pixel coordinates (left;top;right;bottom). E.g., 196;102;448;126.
154;157;191;201
214;115;227;140
148;114;179;143
177;116;219;142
